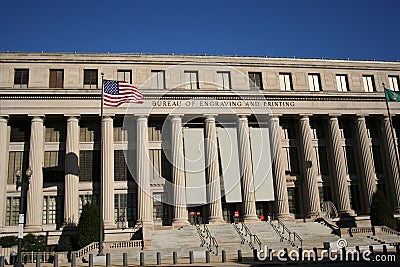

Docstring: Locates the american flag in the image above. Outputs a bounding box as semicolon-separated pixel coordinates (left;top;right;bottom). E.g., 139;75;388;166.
103;80;143;107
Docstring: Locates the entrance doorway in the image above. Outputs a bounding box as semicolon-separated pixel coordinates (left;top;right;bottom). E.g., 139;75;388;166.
222;203;242;223
188;205;207;224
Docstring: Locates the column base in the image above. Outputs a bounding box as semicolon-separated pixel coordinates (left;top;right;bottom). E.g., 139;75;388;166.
24;225;42;232
243;214;259;222
338;209;356;217
172;218;190;227
136;219;154;228
306;211;321;219
276;213;295;221
103;222;117;229
208;216;225;225
394;207;400;214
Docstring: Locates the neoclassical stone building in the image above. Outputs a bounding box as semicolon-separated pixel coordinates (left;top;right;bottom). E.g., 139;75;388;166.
0;52;399;243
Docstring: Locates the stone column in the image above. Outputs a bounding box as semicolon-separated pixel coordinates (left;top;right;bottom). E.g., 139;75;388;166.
64;116;80;225
328;116;355;216
354;116;376;212
298;115;321;217
204;115;224;224
102;116;116;228
170;115;190;226
136;116;153;226
269;116;292;220
25;116;44;231
381;116;400;212
0;117;9;230
237;115;258;222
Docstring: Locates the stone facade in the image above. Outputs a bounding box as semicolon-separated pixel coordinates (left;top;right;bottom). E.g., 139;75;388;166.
0;52;400;244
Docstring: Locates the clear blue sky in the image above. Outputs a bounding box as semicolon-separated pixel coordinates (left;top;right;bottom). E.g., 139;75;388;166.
1;0;399;61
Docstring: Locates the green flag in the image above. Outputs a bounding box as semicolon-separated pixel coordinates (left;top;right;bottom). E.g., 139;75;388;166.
385;88;400;102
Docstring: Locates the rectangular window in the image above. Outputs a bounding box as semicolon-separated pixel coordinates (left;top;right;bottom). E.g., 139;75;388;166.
344;146;357;175
148;122;162;142
114;150;132;181
287;188;299;215
113;118;127;142
372;145;383;174
14;69;29;88
336;74;349;92
153;192;169;224
249;72;263;90
151;70;165;89
83;69;98;89
114;193;135;224
79;194;99;215
8;151;28;184
117;70;132;84
43;196;63;225
316;146;329;175
79;150;100;182
308;74;321;91
6;197;20;226
184;71;199;89
149;149;162;179
362;75;375;92
388;76;399;91
217;71;231;90
43;151;65;183
284;147;300;175
49;69;64;88
279;73;293;91
45;120;66;142
79;120;100;142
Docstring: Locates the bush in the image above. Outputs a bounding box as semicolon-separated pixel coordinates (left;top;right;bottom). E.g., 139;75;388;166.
22;234;47;252
0;236;17;248
77;203;103;249
370;190;396;229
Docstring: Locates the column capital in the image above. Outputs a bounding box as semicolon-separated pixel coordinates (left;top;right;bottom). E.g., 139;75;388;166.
237;115;249;121
136;114;148;120
103;115;114;121
169;114;184;119
30;116;44;122
299;114;312;119
66;116;80;121
328;114;341;118
329;116;339;121
0;116;8;123
204;114;217;122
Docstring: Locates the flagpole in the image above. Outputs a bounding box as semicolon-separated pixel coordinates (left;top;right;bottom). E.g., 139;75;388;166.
383;83;400;186
99;73;105;256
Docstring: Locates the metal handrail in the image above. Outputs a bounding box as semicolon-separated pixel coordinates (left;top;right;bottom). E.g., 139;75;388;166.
195;224;218;255
232;223;246;244
237;222;263;250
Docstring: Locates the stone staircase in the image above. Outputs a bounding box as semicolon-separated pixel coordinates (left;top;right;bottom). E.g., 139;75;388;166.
110;225;207;263
107;221;400;264
206;224;254;256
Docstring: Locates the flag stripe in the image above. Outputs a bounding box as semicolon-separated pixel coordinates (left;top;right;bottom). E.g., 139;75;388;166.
103;80;143;107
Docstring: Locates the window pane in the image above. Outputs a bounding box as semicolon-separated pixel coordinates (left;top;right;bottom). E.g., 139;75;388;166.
84;69;98;88
14;69;29;88
151;70;165;89
49;70;64;88
389;76;399;91
249;72;262;90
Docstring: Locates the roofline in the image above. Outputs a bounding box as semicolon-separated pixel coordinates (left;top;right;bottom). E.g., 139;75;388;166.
1;51;400;65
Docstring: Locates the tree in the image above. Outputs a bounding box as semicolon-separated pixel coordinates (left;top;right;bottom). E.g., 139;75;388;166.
22;234;47;252
0;236;17;248
77;203;103;248
370;190;396;229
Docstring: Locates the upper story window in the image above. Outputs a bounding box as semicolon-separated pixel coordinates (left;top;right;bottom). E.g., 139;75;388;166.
388;75;399;91
184;71;199;89
49;69;64;88
83;69;98;89
248;72;263;90
14;69;29;88
117;70;132;84
279;73;293;91
336;74;349;92
308;73;321;91
217;71;231;90
151;70;165;89
362;75;375;92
